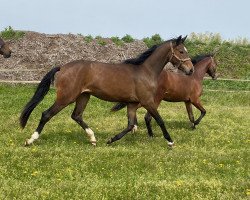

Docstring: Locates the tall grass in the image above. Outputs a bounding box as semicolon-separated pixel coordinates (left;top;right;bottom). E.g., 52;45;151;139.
185;33;250;80
0;83;249;199
188;32;249;45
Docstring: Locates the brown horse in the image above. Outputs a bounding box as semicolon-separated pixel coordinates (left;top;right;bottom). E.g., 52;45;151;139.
0;37;11;58
20;35;194;147
111;54;217;137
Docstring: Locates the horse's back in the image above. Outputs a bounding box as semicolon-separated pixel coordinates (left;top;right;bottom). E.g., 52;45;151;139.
55;60;139;102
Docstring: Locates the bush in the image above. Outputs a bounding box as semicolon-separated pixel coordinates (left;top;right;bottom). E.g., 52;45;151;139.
84;35;94;43
95;36;107;46
0;26;25;40
143;34;163;47
122;34;134;43
111;36;124;46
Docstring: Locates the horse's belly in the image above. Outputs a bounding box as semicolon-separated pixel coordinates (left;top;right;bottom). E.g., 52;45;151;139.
164;92;188;102
90;88;138;102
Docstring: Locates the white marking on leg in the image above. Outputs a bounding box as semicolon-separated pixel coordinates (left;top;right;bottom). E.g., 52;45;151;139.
85;128;96;146
168;141;174;147
132;125;138;133
26;131;39;145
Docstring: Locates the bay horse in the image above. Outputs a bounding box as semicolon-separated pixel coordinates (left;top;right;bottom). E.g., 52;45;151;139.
20;35;194;147
0;37;11;58
111;54;217;138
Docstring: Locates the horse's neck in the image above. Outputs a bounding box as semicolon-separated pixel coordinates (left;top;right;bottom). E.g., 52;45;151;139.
194;59;210;81
143;42;171;77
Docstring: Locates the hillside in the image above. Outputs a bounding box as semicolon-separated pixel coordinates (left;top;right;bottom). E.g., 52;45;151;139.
0;31;249;81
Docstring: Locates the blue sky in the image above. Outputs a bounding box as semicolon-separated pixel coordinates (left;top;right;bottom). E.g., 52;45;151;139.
1;0;249;40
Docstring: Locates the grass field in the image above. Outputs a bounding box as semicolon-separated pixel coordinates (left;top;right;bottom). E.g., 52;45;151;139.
0;82;249;199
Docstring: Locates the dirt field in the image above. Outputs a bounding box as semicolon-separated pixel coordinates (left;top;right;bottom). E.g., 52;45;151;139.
0;31;147;81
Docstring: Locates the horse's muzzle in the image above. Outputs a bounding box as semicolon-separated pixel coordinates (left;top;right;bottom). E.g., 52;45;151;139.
186;68;194;75
179;64;194;76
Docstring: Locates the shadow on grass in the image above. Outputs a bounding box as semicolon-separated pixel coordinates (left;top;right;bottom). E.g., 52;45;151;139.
149;120;192;130
41;130;90;145
28;119;196;147
38;128;147;147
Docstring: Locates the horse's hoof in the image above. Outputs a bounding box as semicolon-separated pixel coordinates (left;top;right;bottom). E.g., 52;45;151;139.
107;139;113;145
24;140;31;147
168;141;174;148
91;141;97;147
194;121;199;126
131;125;138;133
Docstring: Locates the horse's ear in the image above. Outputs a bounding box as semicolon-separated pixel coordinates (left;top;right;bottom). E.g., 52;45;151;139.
181;35;187;43
176;35;182;45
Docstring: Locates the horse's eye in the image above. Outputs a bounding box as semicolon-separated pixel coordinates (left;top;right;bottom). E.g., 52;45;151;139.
179;51;184;54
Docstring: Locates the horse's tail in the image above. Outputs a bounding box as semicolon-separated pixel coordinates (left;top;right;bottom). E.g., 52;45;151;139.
20;67;60;128
111;102;127;112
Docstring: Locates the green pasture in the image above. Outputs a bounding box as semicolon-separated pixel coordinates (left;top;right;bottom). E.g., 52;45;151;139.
0;82;249;199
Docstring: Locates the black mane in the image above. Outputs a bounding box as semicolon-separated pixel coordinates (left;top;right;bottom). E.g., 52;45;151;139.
191;54;214;65
123;38;179;65
123;44;159;65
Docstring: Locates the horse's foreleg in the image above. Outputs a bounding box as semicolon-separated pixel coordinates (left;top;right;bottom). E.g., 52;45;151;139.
107;103;138;144
144;96;162;137
25;102;66;146
192;100;206;126
144;105;174;147
185;102;195;129
144;112;153;137
71;93;97;146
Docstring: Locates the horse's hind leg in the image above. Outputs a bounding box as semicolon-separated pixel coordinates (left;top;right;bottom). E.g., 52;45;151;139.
71;93;97;146
185;102;196;129
131;115;138;133
107;103;138;144
25;102;66;146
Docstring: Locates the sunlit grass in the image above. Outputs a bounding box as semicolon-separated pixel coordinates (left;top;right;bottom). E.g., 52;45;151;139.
0;83;249;199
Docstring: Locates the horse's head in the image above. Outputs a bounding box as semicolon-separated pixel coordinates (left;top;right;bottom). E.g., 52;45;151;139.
207;55;218;80
169;35;194;75
0;38;12;58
